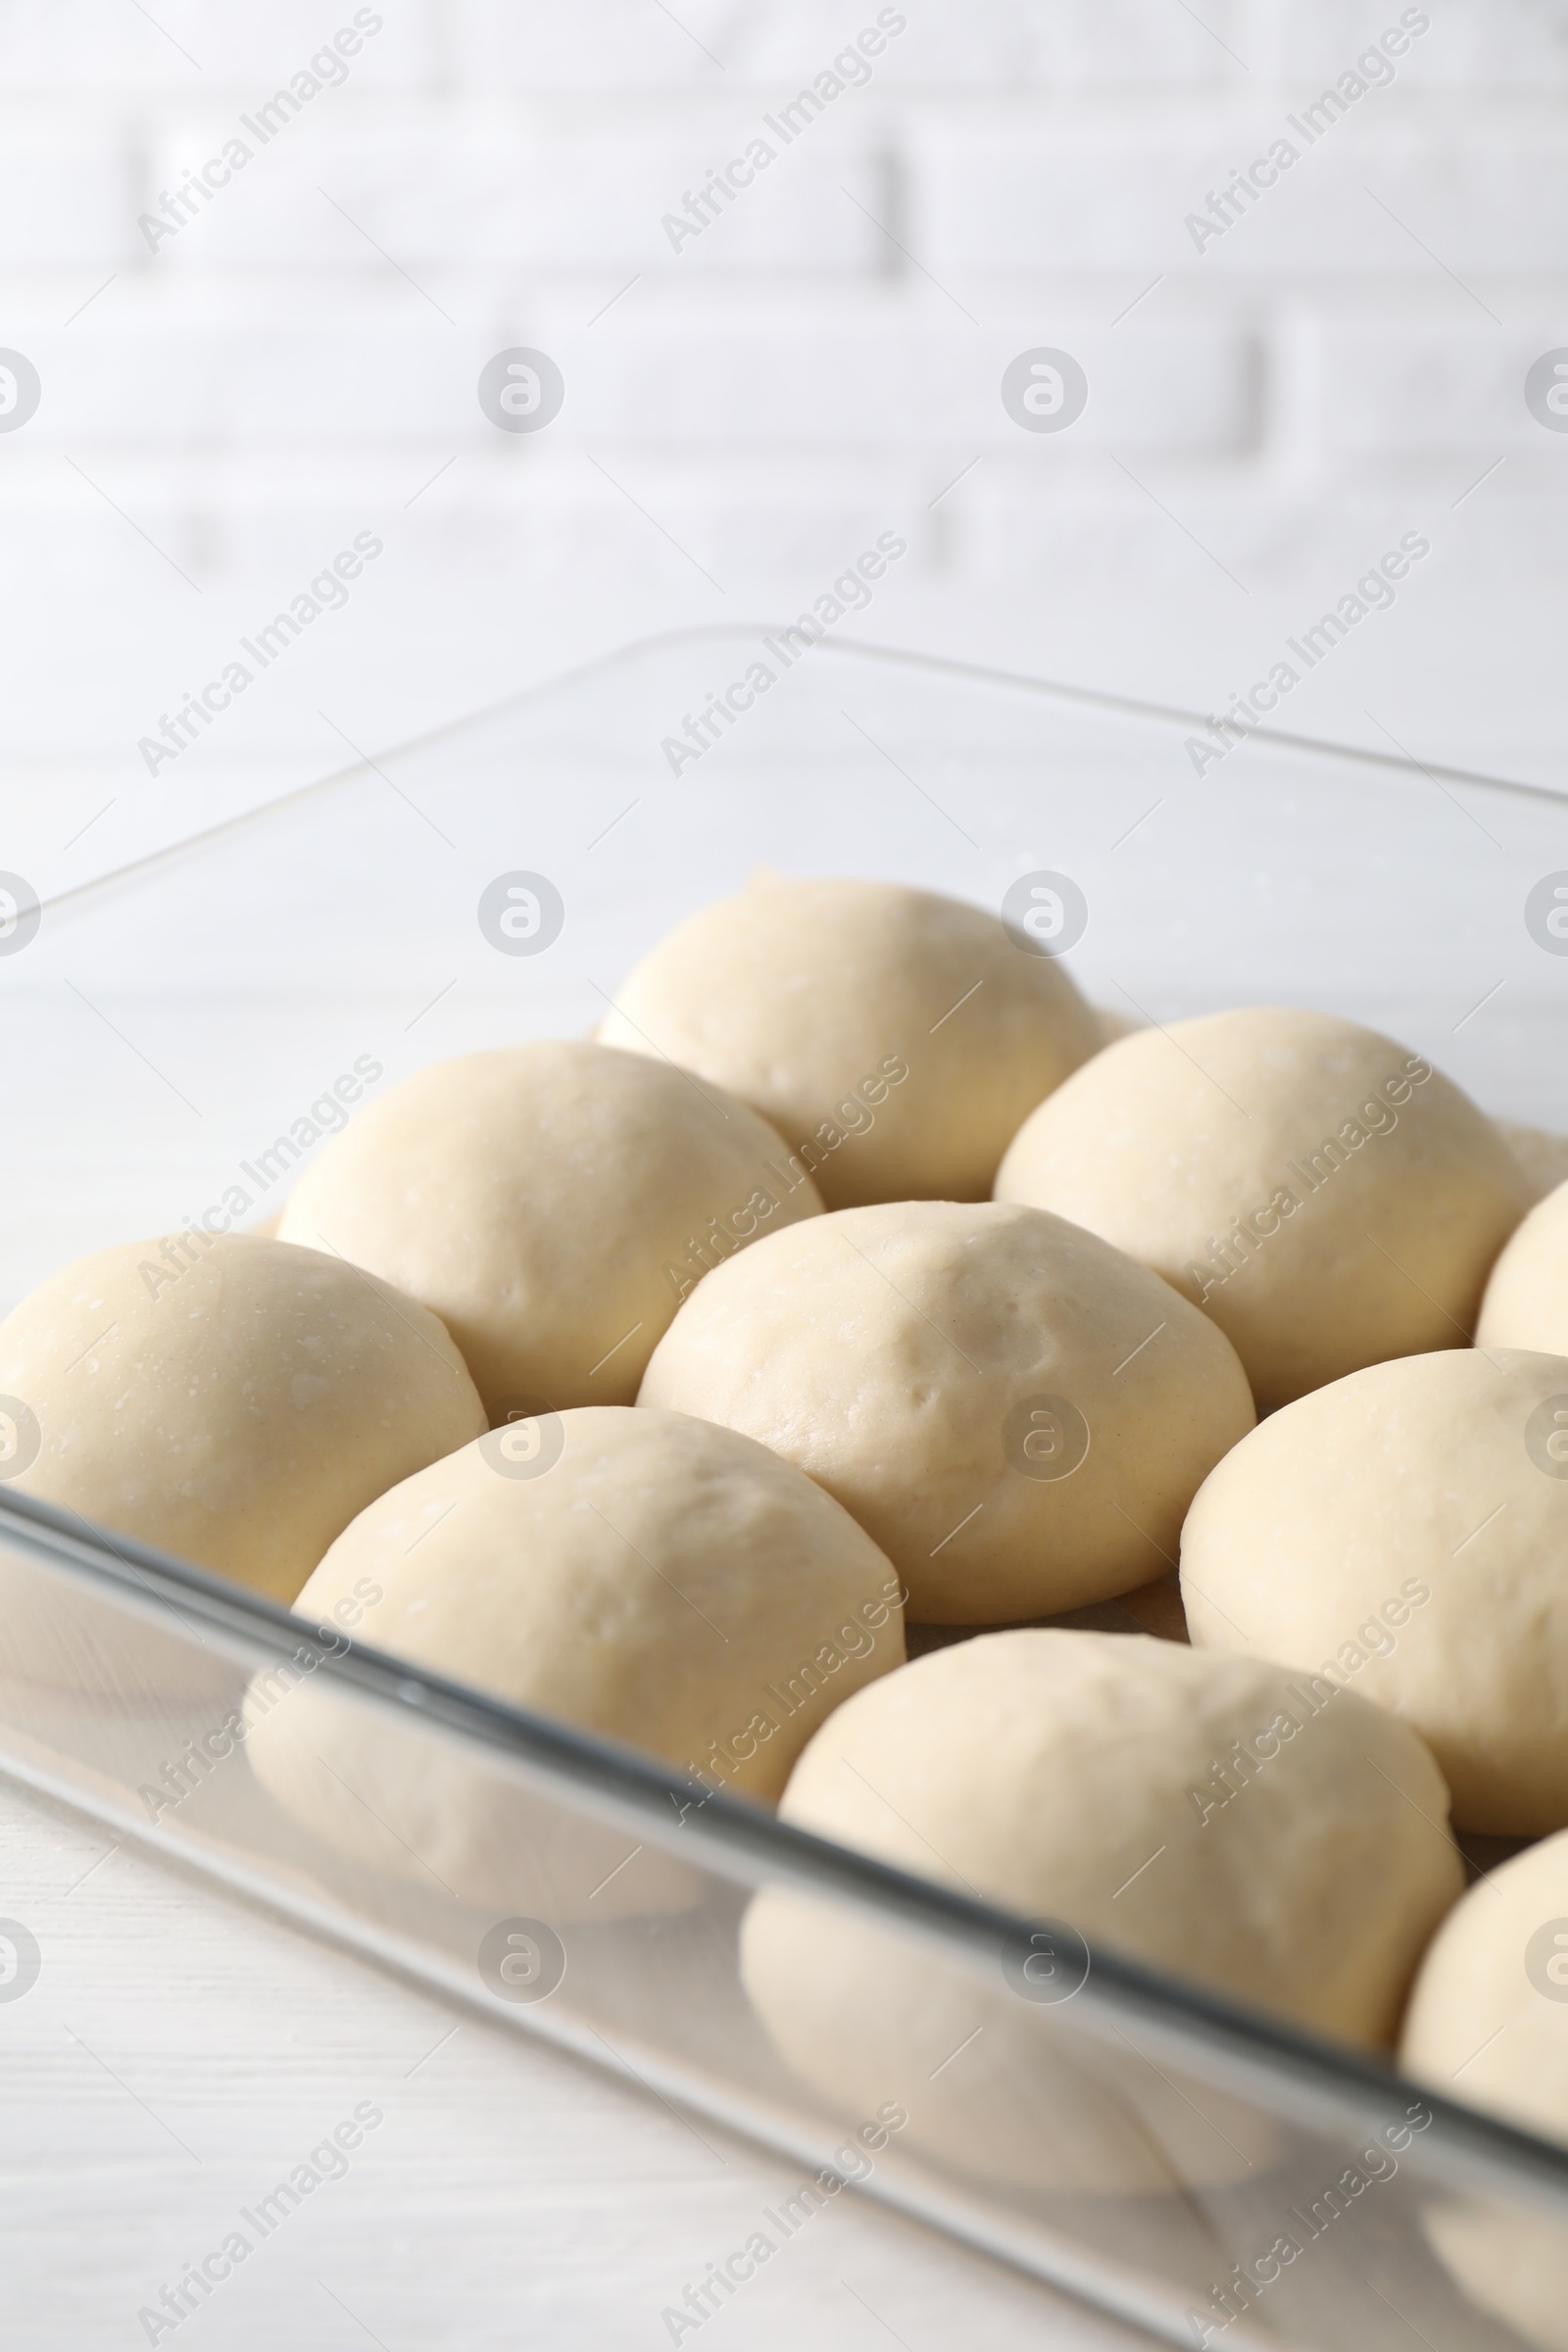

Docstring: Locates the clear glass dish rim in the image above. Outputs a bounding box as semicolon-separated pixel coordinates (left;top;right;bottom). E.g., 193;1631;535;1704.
2;1481;1564;2219
31;624;1568;927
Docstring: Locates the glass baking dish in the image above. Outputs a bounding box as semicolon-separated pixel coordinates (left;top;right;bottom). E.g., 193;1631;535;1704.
4;629;1568;2350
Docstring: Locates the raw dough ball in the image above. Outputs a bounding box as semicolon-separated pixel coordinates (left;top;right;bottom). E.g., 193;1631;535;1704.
245;1405;903;1919
742;1633;1459;2191
277;1040;822;1417
1493;1120;1568;1207
598;874;1102;1208
0;1234;485;1604
1402;1834;1568;2348
768;1631;1460;2042
1419;2203;1568;2352
1403;1829;1568;2144
639;1200;1254;1623
288;1404;903;1799
746;1871;1265;2197
1182;1348;1568;1836
996;1007;1528;1411
1477;1177;1568;1352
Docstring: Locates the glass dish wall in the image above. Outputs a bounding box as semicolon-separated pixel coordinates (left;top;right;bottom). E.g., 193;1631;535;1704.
3;631;1567;2349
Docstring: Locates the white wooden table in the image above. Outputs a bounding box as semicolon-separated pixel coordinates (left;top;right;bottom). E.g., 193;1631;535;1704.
0;1780;1155;2350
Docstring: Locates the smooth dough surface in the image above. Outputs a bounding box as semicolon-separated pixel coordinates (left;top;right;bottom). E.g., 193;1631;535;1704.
286;1404;902;1797
741;1632;1459;2191
0;1234;485;1603
765;1631;1460;2043
1401;1834;1568;2348
1402;1828;1568;2144
1477;1175;1568;1353
639;1199;1254;1623
1182;1348;1568;1836
598;874;1102;1208
276;1040;822;1416
996;1006;1528;1410
1418;2202;1568;2352
246;1405;903;1918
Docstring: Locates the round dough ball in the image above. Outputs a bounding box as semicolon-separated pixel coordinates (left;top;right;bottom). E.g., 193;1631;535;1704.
288;1404;903;1800
246;1405;903;1919
639;1200;1254;1623
745;1874;1266;2197
1403;1829;1568;2145
1478;1177;1568;1352
1419;2202;1568;2352
0;1234;485;1603
1402;1834;1568;2349
276;1040;822;1418
996;1007;1528;1411
742;1632;1459;2191
1182;1348;1568;1836
247;1647;707;1928
598;874;1102;1208
772;1631;1460;2044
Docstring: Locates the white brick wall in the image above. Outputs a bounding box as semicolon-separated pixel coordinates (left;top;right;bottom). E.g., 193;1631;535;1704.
0;0;1565;821
915;117;1568;277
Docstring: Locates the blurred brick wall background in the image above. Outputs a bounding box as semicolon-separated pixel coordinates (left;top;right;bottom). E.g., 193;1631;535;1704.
3;0;1567;856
